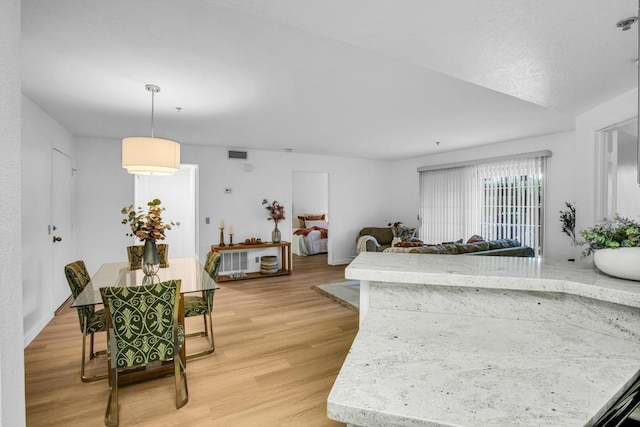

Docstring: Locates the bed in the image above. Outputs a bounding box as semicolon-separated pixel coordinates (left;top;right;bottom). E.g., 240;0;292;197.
292;215;328;256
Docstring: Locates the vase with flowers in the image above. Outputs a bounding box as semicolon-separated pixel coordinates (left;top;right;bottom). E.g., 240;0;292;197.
262;199;285;243
121;198;175;276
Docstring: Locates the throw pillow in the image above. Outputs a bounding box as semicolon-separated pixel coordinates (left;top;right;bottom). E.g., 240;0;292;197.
297;216;307;228
467;235;484;244
397;226;416;242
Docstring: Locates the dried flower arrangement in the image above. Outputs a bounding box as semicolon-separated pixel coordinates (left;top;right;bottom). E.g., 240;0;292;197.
262;199;285;224
121;198;175;242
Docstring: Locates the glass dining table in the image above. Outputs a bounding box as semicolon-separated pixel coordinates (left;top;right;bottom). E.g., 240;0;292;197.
72;257;218;381
72;257;219;308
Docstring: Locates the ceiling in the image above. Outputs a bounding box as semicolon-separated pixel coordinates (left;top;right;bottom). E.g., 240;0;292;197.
21;0;639;161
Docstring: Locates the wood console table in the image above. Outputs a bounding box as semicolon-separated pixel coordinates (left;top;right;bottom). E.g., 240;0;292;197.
211;241;292;282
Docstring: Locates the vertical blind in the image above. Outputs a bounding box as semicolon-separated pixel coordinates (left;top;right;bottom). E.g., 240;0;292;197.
419;155;546;256
419;166;478;244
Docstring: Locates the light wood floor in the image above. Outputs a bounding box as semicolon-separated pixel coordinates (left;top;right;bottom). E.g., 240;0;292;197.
25;254;358;426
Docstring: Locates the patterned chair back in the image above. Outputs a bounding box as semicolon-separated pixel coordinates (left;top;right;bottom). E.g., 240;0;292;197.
100;280;182;369
203;252;221;307
126;243;169;270
204;252;221;281
64;260;96;333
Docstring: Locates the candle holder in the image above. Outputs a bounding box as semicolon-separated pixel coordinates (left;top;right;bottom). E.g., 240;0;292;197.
229;233;234;246
219;227;226;247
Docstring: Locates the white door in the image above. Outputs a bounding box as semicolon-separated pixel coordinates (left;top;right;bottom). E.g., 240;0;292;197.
51;149;74;310
134;164;198;258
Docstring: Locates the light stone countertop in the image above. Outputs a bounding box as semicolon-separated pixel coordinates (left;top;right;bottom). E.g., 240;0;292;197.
328;253;640;426
345;253;640;308
328;308;640;427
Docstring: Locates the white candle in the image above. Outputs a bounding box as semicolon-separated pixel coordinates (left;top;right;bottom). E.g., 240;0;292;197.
229;225;234;234
220;220;224;228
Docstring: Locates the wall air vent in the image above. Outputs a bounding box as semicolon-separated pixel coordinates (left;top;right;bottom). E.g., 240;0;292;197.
228;150;248;160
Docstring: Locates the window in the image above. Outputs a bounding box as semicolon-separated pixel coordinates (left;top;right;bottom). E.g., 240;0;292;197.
418;153;548;256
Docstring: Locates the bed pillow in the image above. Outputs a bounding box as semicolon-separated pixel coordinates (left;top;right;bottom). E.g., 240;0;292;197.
305;220;328;229
297;214;326;228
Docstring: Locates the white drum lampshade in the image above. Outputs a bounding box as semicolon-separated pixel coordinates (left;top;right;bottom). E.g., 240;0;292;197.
122;137;180;175
122;84;181;175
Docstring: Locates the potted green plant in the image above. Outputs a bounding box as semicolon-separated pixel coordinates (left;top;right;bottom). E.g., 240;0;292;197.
579;214;640;280
559;202;578;244
559;202;578;261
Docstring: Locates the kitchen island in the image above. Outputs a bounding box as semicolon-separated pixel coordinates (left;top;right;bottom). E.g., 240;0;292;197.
327;253;640;426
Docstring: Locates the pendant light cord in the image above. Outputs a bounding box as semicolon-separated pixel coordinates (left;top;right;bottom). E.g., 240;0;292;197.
150;88;155;138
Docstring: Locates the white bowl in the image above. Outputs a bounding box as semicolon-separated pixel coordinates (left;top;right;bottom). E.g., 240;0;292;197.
593;247;640;281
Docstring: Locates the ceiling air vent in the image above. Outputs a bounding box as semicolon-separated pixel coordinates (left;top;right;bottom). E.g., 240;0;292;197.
228;150;248;160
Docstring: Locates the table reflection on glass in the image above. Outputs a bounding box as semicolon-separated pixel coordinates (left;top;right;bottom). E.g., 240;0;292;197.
72;257;218;308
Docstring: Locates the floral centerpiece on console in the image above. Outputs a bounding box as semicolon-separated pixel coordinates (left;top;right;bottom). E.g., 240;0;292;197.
121;199;174;275
262;199;285;243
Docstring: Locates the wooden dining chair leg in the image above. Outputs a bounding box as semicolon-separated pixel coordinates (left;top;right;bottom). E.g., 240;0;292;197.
104;368;119;427
174;358;189;409
81;329;107;382
207;313;215;351
186;313;215;360
90;333;94;357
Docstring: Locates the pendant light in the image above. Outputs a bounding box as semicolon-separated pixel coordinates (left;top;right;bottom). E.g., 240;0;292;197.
122;84;180;175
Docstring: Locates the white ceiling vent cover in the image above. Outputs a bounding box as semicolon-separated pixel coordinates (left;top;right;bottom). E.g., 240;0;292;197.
228;150;248;160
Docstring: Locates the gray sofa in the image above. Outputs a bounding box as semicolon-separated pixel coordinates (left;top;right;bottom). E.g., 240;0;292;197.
357;227;534;257
357;227;396;252
384;238;535;257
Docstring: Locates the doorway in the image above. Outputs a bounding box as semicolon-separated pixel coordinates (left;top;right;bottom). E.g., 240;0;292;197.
134;164;198;258
291;171;329;265
596;118;640;220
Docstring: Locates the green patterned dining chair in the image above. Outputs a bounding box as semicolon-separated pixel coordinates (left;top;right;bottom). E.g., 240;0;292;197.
64;260;108;382
100;280;188;427
126;243;169;270
183;251;221;359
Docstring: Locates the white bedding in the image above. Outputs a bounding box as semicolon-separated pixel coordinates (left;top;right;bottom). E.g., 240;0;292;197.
292;228;328;256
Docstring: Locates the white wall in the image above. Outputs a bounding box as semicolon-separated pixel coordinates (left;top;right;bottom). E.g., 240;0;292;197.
292;171;328;217
389;131;577;260
74;138;135;274
73;139;392;272
21;95;76;345
0;0;25;425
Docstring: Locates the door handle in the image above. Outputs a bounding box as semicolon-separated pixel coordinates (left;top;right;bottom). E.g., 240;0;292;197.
53;236;62;243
